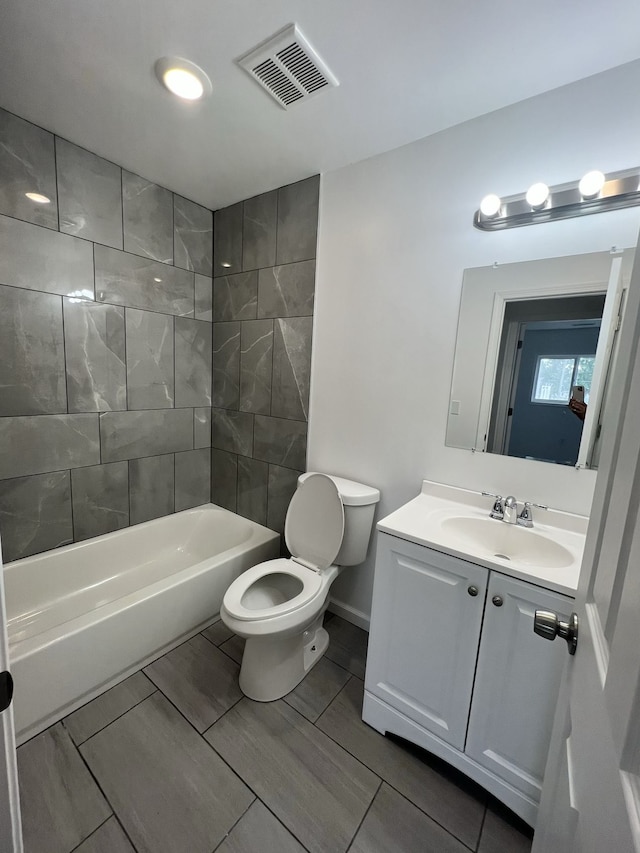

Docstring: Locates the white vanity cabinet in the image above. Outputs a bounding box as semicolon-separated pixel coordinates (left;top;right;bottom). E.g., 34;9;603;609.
363;531;573;826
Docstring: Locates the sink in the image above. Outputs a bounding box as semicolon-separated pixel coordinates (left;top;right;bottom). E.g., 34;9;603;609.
439;516;574;569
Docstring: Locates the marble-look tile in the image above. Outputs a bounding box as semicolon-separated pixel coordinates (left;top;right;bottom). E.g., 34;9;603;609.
240;319;273;415
254;415;307;470
266;464;302;536
258;260;315;318
56;138;123;249
0;108;58;228
219;635;245;664
129;454;174;525
0;284;66;416
211;448;238;511
63;672;156;746
324;615;369;679
213;202;243;276
237;456;268;525
0;471;72;562
271;318;312;421
195;273;213;320
243;190;277;271
276;175;319;265
95;244;194;317
175;317;212;407
100;409;193;463
18;723;111;853
64;299;126;412
478;803;533;853
350;783;469;853
205;698;379;853
144;634;242;732
71;462;129;541
212;408;254;456
74;817;135;853
217;800;305;853
122;170;173;263
0;414;99;480
213;322;240;409
284;657;350;723
194;407;211;449
175;448;211;511
213;271;258;322
174;195;213;276
0;213;94;298
126;308;174;409
202;619;233;646
80;692;253;853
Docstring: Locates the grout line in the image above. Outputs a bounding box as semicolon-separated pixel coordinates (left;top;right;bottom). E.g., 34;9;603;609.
475;805;488;853
344;777;383;853
67;688;158;748
67;814;113;853
53;135;61;232
210;797;256;853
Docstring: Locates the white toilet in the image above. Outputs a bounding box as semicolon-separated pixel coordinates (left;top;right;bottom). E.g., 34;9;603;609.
220;472;380;701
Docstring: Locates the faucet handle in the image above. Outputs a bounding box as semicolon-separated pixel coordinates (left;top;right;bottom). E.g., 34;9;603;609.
517;501;547;528
482;492;504;519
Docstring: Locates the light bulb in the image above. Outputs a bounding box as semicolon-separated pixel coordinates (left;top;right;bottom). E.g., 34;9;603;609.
578;170;605;199
221;262;232;268
25;192;50;204
163;68;204;100
479;194;502;218
153;277;162;283
526;183;549;210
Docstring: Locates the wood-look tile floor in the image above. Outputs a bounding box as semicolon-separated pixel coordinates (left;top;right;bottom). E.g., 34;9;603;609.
17;615;534;853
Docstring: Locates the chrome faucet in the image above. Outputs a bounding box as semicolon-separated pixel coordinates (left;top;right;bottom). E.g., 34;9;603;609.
482;492;504;520
503;496;518;524
483;491;549;526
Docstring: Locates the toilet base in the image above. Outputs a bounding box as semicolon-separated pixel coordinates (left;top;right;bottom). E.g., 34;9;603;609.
238;617;329;702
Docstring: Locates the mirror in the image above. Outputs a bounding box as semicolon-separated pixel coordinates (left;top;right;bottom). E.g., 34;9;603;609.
446;250;635;468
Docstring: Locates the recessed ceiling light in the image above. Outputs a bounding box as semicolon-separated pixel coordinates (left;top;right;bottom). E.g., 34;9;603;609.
25;192;50;204
155;57;212;101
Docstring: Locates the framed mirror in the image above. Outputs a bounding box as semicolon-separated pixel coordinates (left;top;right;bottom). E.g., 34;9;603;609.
446;250;636;468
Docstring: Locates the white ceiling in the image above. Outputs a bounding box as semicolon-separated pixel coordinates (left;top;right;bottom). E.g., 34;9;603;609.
2;0;639;211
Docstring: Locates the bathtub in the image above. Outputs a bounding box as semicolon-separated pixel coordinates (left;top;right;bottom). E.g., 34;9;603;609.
4;504;280;744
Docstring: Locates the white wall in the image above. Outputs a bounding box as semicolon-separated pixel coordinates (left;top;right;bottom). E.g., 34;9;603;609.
308;60;640;622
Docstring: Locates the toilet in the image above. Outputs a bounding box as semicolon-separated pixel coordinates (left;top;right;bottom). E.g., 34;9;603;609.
220;472;380;701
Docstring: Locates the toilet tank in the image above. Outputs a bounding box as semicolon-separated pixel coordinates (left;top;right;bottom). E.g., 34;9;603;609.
298;473;380;566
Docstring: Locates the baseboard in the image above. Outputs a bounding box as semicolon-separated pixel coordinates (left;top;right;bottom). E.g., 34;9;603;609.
327;597;370;631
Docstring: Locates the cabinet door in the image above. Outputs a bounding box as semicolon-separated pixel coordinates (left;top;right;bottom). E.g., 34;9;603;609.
465;572;572;801
365;534;488;750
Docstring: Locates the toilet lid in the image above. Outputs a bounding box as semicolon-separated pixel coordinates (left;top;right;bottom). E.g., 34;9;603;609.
285;473;345;570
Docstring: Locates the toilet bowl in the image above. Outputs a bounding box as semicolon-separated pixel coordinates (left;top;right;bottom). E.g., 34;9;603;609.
221;472;380;701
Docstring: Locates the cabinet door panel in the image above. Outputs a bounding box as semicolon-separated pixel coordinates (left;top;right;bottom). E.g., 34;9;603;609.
465;572;572;801
365;534;488;749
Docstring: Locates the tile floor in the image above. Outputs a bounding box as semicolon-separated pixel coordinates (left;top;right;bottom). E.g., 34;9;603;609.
16;615;534;853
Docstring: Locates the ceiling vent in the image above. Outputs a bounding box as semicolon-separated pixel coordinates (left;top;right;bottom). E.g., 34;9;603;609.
237;24;339;110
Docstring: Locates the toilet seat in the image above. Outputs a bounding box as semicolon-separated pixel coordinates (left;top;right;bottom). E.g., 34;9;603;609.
222;558;326;622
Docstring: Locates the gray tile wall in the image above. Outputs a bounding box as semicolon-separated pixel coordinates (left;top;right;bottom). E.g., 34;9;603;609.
0;107;214;562
212;176;319;539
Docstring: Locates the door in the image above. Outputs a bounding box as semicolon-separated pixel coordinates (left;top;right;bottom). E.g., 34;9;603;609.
364;534;488;749
0;538;23;851
533;229;640;852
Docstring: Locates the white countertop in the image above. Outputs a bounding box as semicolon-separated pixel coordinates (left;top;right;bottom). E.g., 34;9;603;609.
377;480;587;597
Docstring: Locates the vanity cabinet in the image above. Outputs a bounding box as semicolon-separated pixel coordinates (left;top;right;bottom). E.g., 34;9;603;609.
363;532;573;826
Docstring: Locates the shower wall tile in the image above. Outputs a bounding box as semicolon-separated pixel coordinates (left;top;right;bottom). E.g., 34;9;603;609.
211;409;254;457
129;454;174;525
240;319;273;415
211;449;238;512
0;471;72;562
126;309;174;410
213;271;258;322
237;456;268;525
174;195;213;276
71;462;129;541
267;464;302;536
213;202;242;277
213;322;240;410
0;284;67;416
94;245;194;317
194;408;212;449
195;274;213;321
175;448;211;511
0;214;94;298
0;108;58;228
271;318;313;421
243;190;277;271
253;415;307;471
56;138;123;249
175;318;213;408
123;170;173;263
258;261;315;318
100;409;193;463
0;414;100;481
276;175;319;265
64;300;127;413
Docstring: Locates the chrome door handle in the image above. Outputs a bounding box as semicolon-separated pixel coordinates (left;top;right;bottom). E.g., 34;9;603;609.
534;611;578;655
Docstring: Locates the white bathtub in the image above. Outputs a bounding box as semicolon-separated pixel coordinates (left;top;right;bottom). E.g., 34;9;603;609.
4;504;280;744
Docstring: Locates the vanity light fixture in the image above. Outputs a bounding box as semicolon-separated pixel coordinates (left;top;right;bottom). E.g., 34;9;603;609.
25;192;50;204
155;57;212;101
479;194;502;218
474;167;640;230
